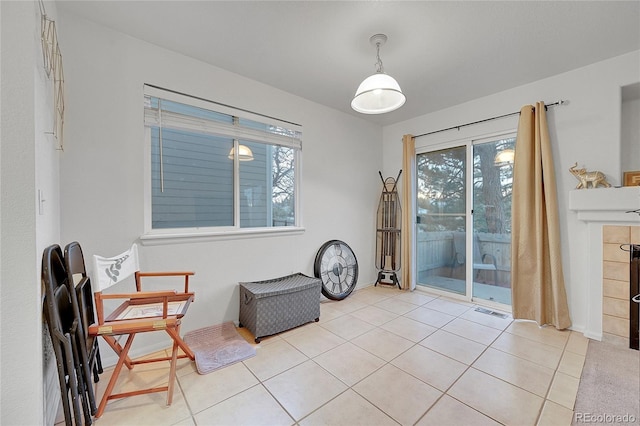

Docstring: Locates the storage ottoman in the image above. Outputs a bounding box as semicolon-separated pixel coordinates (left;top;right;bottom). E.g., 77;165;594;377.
239;273;321;343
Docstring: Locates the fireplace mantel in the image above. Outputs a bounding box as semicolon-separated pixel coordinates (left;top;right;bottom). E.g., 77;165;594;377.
569;186;640;222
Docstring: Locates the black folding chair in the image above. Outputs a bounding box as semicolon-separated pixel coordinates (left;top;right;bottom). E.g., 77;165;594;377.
64;242;102;410
42;244;92;425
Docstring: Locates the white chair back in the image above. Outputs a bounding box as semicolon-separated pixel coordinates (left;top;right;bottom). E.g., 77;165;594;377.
92;244;140;292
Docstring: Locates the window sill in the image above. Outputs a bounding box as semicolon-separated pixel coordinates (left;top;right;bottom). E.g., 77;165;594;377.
139;226;305;246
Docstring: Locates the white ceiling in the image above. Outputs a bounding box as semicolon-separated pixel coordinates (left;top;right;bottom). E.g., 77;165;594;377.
57;1;640;126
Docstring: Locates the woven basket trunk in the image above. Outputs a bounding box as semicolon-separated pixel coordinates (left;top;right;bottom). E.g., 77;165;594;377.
239;273;321;342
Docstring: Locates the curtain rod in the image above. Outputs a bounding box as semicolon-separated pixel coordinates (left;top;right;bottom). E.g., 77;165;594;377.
414;100;566;139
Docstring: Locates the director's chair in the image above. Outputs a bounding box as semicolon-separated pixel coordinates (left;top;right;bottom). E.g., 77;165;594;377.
89;244;195;418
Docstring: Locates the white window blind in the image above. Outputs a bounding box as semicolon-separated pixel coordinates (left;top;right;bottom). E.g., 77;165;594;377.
144;85;302;149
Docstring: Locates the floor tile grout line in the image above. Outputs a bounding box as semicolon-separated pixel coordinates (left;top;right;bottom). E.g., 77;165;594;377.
174;369;198;424
536;331;579;426
252;380;297;425
247;339;309;382
488;329;570;367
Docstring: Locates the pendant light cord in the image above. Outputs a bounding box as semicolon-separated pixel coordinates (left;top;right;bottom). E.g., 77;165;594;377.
375;42;385;73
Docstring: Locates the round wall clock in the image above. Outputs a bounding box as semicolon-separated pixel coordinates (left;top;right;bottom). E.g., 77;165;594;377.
314;240;359;300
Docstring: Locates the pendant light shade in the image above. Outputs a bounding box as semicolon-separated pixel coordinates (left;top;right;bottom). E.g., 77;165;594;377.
494;149;515;165
351;34;406;115
351;73;406;114
228;144;254;161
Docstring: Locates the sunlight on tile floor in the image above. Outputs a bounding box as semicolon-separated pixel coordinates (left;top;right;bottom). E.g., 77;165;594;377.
64;285;588;425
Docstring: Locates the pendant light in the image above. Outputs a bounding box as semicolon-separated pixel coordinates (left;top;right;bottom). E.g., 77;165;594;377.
228;144;254;161
494;149;515;165
351;34;406;114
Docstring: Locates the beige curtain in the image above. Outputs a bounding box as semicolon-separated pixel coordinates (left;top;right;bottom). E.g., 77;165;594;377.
511;102;571;329
401;134;416;291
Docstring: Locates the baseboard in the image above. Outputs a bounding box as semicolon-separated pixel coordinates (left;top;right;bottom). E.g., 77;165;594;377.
44;361;61;425
583;330;603;341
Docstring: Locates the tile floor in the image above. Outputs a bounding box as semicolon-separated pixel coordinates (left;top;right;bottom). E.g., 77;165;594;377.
74;285;589;425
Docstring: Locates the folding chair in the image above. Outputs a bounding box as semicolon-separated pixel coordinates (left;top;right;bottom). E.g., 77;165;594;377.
42;245;92;426
89;244;195;418
64;242;103;389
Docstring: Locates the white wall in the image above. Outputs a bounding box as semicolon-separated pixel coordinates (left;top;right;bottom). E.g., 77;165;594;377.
621;87;640;174
56;11;382;364
383;51;640;336
1;1;63;424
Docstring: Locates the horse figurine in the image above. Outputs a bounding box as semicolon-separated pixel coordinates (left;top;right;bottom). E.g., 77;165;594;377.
569;162;611;189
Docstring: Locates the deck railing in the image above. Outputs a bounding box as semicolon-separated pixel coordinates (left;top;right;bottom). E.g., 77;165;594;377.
416;230;511;286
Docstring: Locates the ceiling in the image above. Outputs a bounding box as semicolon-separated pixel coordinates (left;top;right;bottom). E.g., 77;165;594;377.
57;1;640;126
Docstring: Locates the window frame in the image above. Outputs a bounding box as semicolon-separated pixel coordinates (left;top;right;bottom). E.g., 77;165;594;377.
140;85;304;245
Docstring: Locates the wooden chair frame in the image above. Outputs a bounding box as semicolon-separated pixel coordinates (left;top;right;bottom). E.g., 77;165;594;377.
89;262;195;418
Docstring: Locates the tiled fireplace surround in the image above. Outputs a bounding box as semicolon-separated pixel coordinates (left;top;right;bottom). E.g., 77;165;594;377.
569;186;640;347
602;225;640;346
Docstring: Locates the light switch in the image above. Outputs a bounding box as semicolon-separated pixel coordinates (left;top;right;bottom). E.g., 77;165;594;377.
38;190;45;215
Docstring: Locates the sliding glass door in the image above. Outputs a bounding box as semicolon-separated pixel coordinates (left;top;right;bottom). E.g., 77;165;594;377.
416;146;467;295
416;135;514;307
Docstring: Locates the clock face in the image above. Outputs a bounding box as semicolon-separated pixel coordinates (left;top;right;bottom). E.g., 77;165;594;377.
314;240;358;300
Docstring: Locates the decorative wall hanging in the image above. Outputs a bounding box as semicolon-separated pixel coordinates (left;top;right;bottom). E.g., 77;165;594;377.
40;1;65;150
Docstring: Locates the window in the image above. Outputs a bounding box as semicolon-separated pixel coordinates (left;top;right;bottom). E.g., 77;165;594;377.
143;86;302;240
